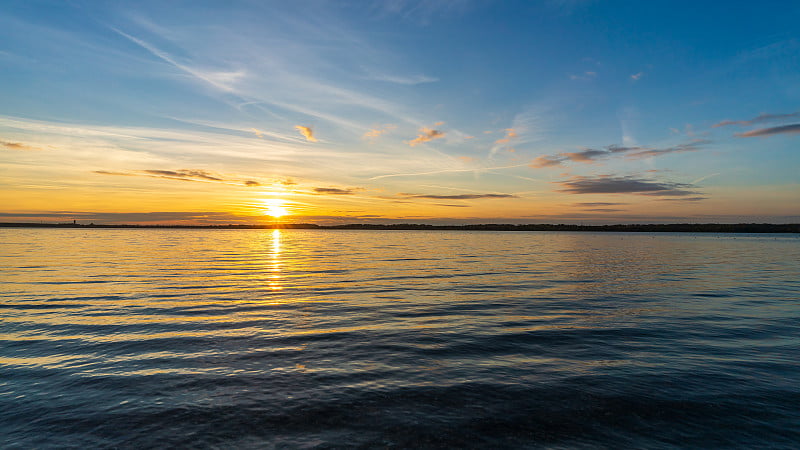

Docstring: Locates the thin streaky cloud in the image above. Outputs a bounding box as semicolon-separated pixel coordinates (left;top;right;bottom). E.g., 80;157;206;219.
399;193;516;200
144;169;223;181
573;202;627;207
111;28;243;93
529;141;708;168
95;169;262;187
365;72;438;85
659;197;708;202
736;123;800;137
369;163;530;180
313;187;356;195
713;112;800;128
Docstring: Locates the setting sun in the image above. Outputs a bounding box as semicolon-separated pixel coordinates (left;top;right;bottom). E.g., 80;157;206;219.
263;199;289;218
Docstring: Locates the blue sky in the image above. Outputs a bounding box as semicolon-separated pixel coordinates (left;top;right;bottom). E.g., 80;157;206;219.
1;0;798;224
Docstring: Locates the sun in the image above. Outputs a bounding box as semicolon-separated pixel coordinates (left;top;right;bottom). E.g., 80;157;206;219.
263;199;289;218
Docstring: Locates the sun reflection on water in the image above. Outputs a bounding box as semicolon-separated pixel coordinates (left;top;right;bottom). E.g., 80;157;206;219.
268;229;282;290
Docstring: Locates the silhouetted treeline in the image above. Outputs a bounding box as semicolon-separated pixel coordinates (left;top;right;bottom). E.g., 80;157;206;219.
1;222;798;233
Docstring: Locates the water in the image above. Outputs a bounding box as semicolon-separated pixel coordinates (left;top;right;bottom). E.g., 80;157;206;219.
1;229;799;448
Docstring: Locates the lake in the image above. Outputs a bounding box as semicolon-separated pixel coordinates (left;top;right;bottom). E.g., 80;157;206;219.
1;229;799;447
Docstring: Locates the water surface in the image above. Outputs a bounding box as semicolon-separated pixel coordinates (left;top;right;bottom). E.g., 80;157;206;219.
1;229;799;447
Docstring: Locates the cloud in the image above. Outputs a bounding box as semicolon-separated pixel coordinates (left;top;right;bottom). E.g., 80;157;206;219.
143;169;223;181
1;140;37;150
529;141;707;168
713;111;800;128
494;128;518;144
93;170;135;176
363;124;396;141
313;187;356;195
631;72;644;81
252;128;264;138
407;125;446;146
294;125;318;142
736;123;800;138
529;155;565;168
558;175;702;197
573;202;627;207
95;169;262;186
625;141;709;158
658;197;708;202
399;193;516;200
372;0;472;24
457;156;476;163
569;71;597;80
366;73;438;85
111;28;244;93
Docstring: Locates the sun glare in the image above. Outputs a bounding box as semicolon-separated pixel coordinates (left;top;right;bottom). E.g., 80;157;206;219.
264;199;289;218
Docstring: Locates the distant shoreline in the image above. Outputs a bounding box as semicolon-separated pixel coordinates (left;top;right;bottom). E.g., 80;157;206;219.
1;222;798;233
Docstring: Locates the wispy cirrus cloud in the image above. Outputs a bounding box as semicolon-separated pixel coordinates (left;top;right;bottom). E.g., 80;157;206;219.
399;193;516;200
407;123;445;146
94;169;261;186
365;72;438;85
558;175;703;197
736;124;800;138
569;71;597;80
363;124;396;141
573;202;627;207
529;141;708;168
111;28;245;93
294;125;318;142
144;169;223;181
371;0;472;24
713;111;800;128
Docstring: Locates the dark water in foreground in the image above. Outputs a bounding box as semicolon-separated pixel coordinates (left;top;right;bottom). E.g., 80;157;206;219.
1;229;799;448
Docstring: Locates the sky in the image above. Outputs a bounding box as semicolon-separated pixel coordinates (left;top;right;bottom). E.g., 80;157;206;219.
1;0;798;225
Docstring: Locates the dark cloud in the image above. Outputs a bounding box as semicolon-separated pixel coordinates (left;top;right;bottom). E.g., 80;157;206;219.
407;124;446;146
95;169;262;186
1;140;37;150
143;169;223;181
573;202;627;207
713;111;800;127
658;197;708;202
736;123;800;138
400;193;516;200
93;170;134;176
625;141;708;159
558;175;701;197
313;187;355;195
529;155;565;168
435;204;471;207
530;141;707;168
